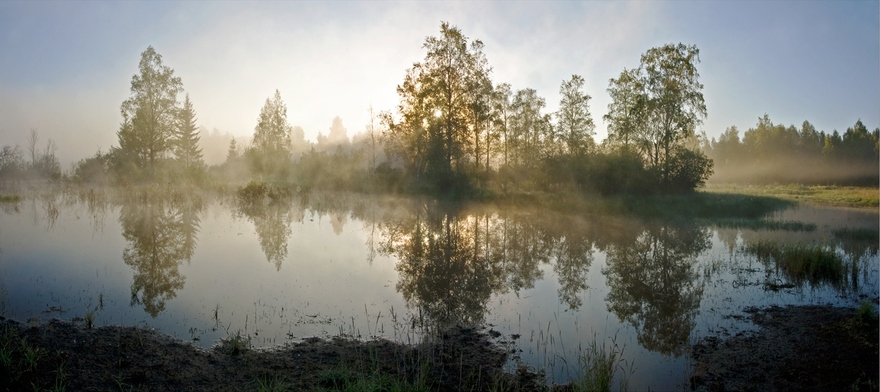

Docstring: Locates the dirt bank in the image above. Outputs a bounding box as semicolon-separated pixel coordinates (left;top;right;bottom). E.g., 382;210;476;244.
0;317;540;391
2;303;876;391
691;305;879;392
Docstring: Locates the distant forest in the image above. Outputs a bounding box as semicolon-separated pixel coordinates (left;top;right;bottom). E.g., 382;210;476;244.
1;23;877;194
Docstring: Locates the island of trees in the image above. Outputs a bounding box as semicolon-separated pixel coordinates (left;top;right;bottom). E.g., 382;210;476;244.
1;23;877;195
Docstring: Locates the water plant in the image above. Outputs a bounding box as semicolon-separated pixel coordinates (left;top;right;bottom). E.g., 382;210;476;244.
571;336;630;392
746;241;848;289
84;310;96;330
221;330;250;356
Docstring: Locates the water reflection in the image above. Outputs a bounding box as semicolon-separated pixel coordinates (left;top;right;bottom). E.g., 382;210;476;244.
119;193;204;317
379;202;606;328
233;196;300;270
603;223;709;356
382;203;504;327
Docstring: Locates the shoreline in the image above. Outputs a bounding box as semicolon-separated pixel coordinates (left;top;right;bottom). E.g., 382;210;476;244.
2;302;877;391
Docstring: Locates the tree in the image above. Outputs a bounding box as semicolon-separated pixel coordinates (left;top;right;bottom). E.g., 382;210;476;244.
26;129;39;167
604;68;645;150
385;22;493;192
116;46;183;179
251;90;293;176
604;43;710;192
556;74;596;157
174;94;204;175
509;88;549;168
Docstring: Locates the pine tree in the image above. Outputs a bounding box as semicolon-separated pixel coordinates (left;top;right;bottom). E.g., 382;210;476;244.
175;94;204;176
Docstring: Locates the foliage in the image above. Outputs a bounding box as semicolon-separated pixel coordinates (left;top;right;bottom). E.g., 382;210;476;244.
251;90;293;178
557;74;597;157
72;151;112;184
174;93;205;179
603;43;710;192
383;22;492;194
115;46;184;180
705;116;879;185
746;241;849;289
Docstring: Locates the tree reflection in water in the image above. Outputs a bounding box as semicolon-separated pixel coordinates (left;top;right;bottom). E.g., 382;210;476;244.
379;202;602;329
234;196;300;271
603;223;709;356
119;192;204;317
383;203;504;327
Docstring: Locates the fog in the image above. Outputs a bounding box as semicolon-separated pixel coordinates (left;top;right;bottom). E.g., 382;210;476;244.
1;2;877;169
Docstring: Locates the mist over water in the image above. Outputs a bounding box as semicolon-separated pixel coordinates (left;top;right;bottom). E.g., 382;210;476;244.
1;188;876;390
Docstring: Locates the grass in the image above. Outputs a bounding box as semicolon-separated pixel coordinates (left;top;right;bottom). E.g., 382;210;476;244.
317;361;431;392
572;337;629;392
255;375;289;392
221;330;251;356
21;338;44;370
84;310;96;329
0;194;21;203
0;324;16;368
706;183;879;209
746;241;849;289
857;301;877;323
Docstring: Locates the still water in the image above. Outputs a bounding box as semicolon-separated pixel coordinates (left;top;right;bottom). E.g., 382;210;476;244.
1;187;877;390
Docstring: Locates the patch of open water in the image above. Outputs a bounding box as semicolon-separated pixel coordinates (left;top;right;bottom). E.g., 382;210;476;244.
0;189;876;390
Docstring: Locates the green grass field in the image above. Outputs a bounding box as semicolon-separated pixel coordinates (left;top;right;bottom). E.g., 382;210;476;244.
704;184;879;209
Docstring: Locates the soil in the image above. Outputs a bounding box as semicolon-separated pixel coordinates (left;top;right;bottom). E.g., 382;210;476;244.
0;317;541;391
1;304;876;391
691;305;879;392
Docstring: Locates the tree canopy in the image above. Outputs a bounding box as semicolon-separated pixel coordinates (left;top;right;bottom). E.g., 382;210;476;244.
116;46;184;179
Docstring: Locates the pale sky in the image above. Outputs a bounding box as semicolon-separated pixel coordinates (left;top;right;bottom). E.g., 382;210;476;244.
1;1;878;167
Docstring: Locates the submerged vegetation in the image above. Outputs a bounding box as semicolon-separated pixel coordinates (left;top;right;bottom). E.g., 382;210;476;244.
745;241;861;291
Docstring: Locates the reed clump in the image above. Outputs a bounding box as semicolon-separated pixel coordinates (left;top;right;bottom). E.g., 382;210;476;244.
746;241;847;288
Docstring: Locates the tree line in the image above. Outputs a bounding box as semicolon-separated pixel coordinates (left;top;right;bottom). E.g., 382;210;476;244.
2;23;875;193
704;114;879;185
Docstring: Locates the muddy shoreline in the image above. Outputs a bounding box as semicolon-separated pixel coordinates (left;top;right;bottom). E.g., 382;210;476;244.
2;304;877;391
691;304;878;392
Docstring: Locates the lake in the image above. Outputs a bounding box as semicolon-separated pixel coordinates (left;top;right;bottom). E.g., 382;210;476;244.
1;186;876;390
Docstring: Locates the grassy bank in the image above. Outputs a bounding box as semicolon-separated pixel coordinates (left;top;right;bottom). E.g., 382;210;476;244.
705;183;879;209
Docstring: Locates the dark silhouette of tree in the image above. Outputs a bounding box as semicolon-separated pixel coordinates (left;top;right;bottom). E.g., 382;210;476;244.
116;46;183;179
384;22;492;193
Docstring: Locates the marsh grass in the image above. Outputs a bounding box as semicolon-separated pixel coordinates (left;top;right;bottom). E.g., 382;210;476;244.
746;241;850;289
573;338;627;392
220;330;251;355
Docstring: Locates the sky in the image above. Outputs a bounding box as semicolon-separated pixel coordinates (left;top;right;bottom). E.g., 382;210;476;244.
1;1;878;167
